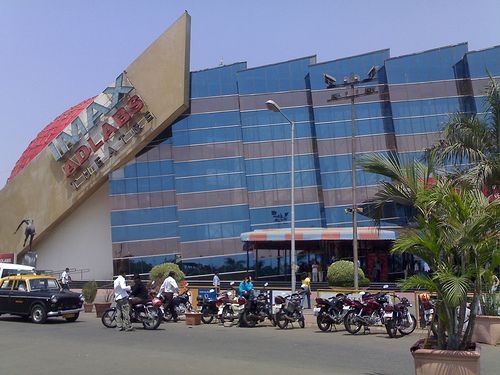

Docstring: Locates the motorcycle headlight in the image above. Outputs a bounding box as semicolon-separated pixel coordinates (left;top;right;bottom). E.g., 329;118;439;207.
50;295;58;304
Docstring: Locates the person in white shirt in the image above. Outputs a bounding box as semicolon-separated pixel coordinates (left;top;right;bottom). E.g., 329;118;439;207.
60;268;71;290
158;271;179;322
212;272;220;292
114;270;133;331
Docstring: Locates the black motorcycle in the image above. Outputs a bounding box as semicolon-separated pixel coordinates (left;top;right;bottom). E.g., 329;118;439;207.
239;283;275;327
274;291;305;329
314;293;349;331
384;296;417;338
160;288;193;321
197;289;220;324
101;300;161;330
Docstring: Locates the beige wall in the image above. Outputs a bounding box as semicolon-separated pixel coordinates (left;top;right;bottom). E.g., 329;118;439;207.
34;183;113;280
0;13;191;257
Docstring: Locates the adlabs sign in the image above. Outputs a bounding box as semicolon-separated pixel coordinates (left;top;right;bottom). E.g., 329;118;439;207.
48;73;154;189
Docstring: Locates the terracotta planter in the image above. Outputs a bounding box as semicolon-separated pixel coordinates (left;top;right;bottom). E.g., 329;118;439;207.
472;315;500;345
185;312;202;326
411;339;480;375
83;303;93;313
94;302;112;317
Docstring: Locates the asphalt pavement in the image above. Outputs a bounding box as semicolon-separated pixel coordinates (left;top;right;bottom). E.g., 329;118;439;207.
1;312;499;375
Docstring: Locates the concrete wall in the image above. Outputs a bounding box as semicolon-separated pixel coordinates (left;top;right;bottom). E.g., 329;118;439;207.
34;182;113;280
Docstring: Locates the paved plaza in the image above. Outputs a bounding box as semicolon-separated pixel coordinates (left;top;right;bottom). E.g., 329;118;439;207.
1;312;499;375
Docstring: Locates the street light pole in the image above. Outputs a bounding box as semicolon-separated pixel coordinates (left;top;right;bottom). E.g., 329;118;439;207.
324;67;379;291
265;100;296;293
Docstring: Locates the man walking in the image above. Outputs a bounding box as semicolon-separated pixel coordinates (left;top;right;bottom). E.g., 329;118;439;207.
114;270;133;331
60;268;71;290
212;272;220;292
158;271;179;322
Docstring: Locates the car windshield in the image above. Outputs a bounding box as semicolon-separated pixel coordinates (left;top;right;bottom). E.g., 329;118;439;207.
29;278;60;291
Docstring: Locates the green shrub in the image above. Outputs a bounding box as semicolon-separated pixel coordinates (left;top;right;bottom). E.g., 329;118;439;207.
327;260;370;288
82;280;98;303
150;262;185;284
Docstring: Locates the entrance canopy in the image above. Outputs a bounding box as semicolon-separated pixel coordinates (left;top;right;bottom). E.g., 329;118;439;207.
240;227;397;242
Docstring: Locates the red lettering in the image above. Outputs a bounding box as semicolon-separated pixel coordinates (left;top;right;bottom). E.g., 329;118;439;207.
87;136;104;152
62;159;79;177
74;145;92;165
112;107;131;128
127;95;144;114
102;123;119;142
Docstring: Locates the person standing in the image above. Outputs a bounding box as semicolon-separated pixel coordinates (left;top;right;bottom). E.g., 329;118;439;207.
212;272;220;292
114;270;133;332
239;275;253;298
60;268;71;290
158;271;179;322
301;273;311;309
311;262;319;283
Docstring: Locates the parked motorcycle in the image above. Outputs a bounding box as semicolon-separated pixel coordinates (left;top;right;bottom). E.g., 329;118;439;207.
218;282;244;324
274;290;305;329
343;291;390;334
314;293;350;331
383;295;416;337
197;289;221;324
239;282;275;327
101;300;161;330
159;287;193;321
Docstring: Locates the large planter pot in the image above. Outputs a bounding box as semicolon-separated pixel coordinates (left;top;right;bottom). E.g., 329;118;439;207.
185;312;202;326
411;339;480;375
94;302;112;317
83;303;93;313
472;315;500;345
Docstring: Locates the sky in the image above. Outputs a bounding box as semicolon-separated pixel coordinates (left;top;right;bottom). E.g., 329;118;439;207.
0;0;499;187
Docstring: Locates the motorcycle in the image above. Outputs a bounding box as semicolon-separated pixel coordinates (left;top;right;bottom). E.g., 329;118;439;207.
313;293;350;331
274;290;305;329
383;295;416;338
218;282;244;324
239;282;275;327
101;300;161;330
197;288;222;324
343;291;390;334
159;287;193;321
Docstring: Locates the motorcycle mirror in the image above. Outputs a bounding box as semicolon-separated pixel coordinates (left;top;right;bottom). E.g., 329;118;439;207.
264;282;269;287
383;284;389;289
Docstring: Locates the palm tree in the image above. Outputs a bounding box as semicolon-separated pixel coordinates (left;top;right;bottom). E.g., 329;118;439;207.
392;180;500;350
429;76;500;190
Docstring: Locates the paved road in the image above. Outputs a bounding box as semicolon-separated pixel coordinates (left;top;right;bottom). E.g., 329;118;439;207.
1;313;499;375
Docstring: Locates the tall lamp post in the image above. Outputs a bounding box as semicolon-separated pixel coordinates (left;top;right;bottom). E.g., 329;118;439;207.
323;66;378;290
265;100;297;293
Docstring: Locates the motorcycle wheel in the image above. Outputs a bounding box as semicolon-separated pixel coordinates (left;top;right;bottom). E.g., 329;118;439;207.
241;311;256;327
142;307;162;330
298;316;305;329
344;311;362;334
201;309;214;324
275;311;288;329
270;314;277;327
163;309;173;322
316;312;331;332
220;305;234;323
398;313;417;335
101;308;117;328
385;320;398;338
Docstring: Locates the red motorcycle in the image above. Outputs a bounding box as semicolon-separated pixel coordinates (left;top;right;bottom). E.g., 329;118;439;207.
383;296;416;338
343;292;390;334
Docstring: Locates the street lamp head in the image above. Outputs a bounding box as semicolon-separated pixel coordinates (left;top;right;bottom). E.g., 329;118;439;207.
265;100;281;113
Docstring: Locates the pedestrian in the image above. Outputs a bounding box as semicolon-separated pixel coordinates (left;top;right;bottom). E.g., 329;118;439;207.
312;262;319;282
60;267;71;290
158;271;179;322
113;270;133;331
212;272;220;292
301;273;311;309
239;275;253;298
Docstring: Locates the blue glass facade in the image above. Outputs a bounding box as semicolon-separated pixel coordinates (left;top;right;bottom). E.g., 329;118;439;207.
110;44;500;277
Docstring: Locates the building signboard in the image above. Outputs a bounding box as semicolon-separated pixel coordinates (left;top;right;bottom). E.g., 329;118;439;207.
0;253;15;263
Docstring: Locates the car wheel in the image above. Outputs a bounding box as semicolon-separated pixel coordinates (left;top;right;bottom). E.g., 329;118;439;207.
65;313;79;322
31;304;47;324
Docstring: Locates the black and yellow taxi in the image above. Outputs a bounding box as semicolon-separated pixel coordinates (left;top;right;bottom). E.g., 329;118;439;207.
0;275;84;323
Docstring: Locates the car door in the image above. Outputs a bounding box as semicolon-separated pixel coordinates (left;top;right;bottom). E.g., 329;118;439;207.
0;278;15;313
9;280;29;315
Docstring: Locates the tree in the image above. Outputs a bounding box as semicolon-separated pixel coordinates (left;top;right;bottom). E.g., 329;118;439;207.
429;76;500;190
392;180;500;350
150;263;185;284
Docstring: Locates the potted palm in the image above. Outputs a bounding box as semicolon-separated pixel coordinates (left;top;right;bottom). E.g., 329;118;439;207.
82;280;97;313
472;272;500;345
94;283;114;318
392;181;499;375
